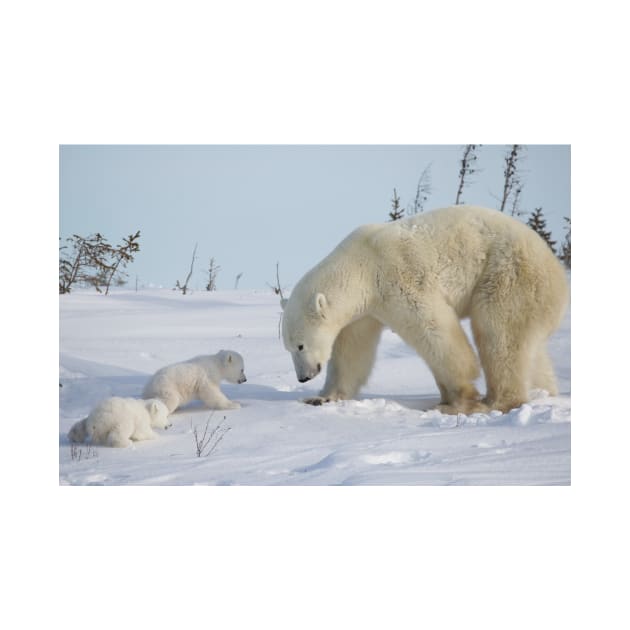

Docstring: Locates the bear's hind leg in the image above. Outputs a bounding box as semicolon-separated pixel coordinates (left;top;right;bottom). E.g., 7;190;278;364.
471;312;532;413
155;390;181;414
471;249;567;413
529;342;559;396
306;316;384;405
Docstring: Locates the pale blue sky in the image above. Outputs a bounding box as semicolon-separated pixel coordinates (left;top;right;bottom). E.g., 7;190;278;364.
59;145;570;290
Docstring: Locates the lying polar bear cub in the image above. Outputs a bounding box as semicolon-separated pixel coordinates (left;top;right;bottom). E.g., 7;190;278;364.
143;350;246;413
68;397;171;448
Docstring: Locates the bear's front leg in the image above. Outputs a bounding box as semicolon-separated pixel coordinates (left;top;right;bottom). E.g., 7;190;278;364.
106;429;134;448
198;384;241;410
393;299;483;415
130;423;159;442
303;316;383;405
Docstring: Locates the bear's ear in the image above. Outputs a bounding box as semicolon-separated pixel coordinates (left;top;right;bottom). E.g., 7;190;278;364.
147;400;159;415
280;297;288;310
313;293;328;318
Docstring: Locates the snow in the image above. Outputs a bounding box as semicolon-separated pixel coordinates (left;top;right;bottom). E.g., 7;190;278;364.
59;288;571;485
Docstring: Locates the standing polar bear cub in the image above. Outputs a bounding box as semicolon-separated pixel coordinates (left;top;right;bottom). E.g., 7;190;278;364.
142;350;246;413
68;397;171;448
281;205;569;414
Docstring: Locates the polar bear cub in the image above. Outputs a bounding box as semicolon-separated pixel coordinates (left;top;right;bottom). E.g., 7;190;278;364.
68;397;171;448
142;350;246;413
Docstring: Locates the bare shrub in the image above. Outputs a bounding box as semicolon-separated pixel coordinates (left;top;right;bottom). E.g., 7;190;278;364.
191;414;231;457
70;442;98;462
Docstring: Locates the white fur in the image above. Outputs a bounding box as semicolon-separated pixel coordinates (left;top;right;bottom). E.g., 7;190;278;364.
68;397;171;448
281;205;569;413
142;350;246;413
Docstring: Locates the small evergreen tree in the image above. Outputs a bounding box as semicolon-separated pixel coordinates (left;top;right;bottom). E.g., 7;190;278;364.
388;188;404;221
509;181;524;217
82;233;114;292
559;216;571;269
499;144;524;212
103;230;141;295
59;232;139;294
455;144;480;205
409;164;433;214
205;257;221;291
527;207;556;253
59;240;73;294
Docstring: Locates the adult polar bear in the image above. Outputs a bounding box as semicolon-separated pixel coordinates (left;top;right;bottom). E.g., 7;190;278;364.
281;205;568;414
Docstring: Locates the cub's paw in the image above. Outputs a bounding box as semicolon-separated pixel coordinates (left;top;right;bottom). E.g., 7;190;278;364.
226;401;241;410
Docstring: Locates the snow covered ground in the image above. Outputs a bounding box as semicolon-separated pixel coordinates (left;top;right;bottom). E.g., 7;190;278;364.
59;287;570;485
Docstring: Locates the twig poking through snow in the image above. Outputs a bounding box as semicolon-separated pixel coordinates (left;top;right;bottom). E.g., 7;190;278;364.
70;442;98;462
267;262;286;340
191;414;231;457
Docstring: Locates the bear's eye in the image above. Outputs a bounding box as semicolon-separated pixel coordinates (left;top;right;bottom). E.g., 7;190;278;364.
298;344;304;351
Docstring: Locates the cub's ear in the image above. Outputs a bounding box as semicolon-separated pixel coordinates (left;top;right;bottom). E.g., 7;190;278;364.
313;293;328;318
280;297;288;310
147;400;159;415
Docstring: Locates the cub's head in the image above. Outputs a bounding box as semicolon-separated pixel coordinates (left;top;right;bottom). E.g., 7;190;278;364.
218;350;247;384
281;291;337;383
144;399;172;430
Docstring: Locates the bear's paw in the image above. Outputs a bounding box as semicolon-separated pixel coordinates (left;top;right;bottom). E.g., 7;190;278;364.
302;396;332;406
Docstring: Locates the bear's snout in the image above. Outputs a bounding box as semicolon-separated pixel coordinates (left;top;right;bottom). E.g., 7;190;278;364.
297;363;321;382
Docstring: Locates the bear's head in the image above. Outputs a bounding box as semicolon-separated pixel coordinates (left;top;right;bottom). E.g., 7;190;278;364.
144;399;172;430
281;292;337;383
218;350;247;384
